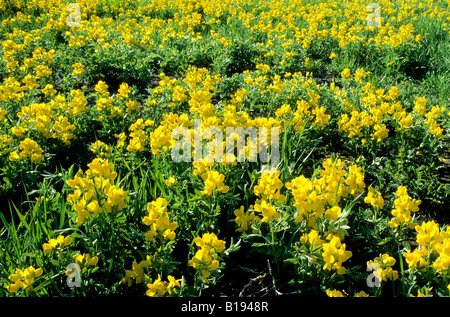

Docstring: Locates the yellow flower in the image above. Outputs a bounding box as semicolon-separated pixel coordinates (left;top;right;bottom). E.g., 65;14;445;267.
120;256;152;287
6;266;43;293
200;170;229;196
66;158;127;224
253;170;285;203
322;236;352;275
9;138;44;164
340;68;351;80
413;97;428;116
166;275;182;294
142;197;177;241
403;247;428;269
34;64;52;78
254;200;281;223
146;274;166;297
329;52;337;59
389;186;421;229
234;206;261;233
326;289;344;297
354;291;370;297
42;84;57;96
189;233;226;282
117;82;131;99
367;254;399;282
304;57;311;68
370;124;389;142
312;106;330;129
324;206;342;220
73;253;99;268
415;221;441;250
90;140;112;158
71;63;85;76
126;99;140;114
104;185;128;213
114;132;127;148
364;186;384;209
42;235;72;254
86;158;118;180
145;274;181;297
299;229;325;248
94;80;109;97
386;86;399;101
354;68;370;83
275;103;292;117
165;177;178;186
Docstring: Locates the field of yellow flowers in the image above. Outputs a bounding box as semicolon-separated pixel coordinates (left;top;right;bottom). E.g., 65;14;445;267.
0;0;449;298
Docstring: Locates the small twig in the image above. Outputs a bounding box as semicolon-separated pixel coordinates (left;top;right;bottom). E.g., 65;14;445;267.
239;273;267;297
267;259;283;296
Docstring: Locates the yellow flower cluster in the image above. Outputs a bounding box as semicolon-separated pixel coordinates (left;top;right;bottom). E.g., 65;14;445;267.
120;256;152;287
424;105;446;137
300;229;325;247
233;205;261;233
94;81;140;120
388;186;421;229
326;289;344;297
253;170;284;221
67;89;88;116
146;65;291;166
117;82;131;100
142;197;178;241
94;80;109;97
286;157;365;227
146;274;181;297
253;170;286;203
191;157;230;197
299;229;326;264
253;199;281;223
10;102;76;145
9;138;44;164
184;67;221;119
193;159;214;176
71;62;84;76
199;169;230;196
42;235;72;254
67;158;128;224
6;266;43;294
189;233;226;282
149;113;190;155
367;254;399;282
73;253;99;269
234;170;286;229
165;176;178;187
335;75;446;143
321;235;352;275
327;289;370;297
403;221;450;272
0;134;13;157
364;186;384;209
90;140;112;159
127;118;154;152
